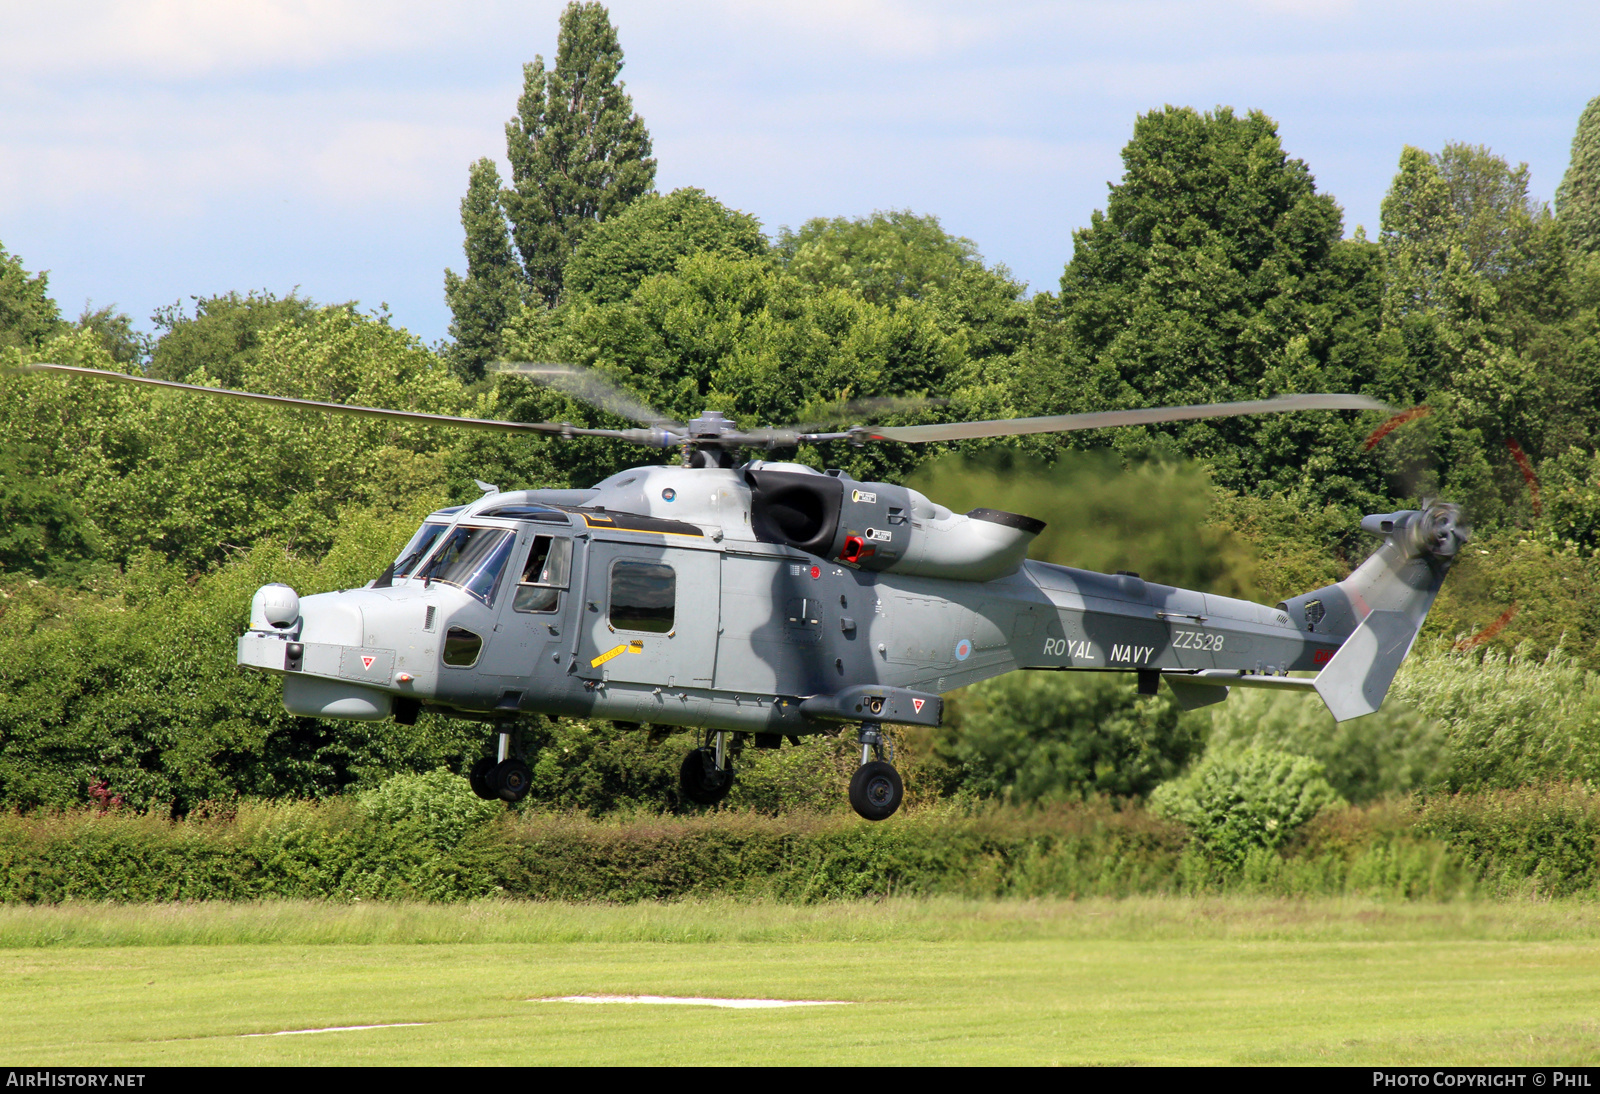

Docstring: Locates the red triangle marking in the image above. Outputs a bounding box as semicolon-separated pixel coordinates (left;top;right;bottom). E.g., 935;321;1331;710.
361;655;375;670
912;698;925;713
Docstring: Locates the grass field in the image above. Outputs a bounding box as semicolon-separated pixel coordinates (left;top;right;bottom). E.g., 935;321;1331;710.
5;898;1600;1065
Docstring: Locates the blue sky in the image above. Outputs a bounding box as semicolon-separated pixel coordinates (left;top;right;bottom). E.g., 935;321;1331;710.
4;1;1598;348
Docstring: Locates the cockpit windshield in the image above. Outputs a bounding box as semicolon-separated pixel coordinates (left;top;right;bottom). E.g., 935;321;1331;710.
391;522;447;580
422;526;516;607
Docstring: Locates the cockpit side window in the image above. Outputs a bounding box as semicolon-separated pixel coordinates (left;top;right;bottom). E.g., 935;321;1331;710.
514;535;572;614
423;526;516;607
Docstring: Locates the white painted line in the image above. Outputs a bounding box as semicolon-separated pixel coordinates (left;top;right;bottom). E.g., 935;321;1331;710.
240;1022;429;1037
532;995;851;1009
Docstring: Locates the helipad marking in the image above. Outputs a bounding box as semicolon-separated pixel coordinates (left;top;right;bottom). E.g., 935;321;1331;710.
532;995;851;1009
240;1022;428;1037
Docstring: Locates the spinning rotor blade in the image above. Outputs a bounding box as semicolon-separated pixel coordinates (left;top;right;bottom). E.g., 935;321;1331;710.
20;364;674;445
737;394;951;446
855;393;1392;444
776;394;949;433
494;363;681;429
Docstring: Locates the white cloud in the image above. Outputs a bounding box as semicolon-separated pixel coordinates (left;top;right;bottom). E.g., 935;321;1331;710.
0;0;556;80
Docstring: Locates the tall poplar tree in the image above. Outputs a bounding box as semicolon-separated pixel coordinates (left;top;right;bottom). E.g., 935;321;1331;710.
1557;95;1600;256
443;158;522;380
502;2;656;307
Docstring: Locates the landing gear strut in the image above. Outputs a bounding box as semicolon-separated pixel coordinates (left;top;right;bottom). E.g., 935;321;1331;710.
680;730;735;806
470;727;532;804
849;722;903;821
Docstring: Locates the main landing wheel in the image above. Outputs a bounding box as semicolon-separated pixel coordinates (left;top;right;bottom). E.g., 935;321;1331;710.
468;757;497;801
489;758;533;803
849;761;903;821
680;747;734;806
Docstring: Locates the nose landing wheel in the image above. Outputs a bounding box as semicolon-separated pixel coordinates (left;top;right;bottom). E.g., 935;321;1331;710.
849;723;903;821
469;728;534;803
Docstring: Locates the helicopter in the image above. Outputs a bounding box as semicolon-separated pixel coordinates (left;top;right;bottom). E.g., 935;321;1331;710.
24;363;1468;820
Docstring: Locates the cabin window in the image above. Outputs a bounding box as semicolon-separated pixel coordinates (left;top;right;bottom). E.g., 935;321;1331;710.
424;526;515;607
391;522;447;578
608;560;675;634
514;535;572;614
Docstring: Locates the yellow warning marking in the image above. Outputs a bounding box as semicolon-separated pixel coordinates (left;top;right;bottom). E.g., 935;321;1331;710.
590;640;645;668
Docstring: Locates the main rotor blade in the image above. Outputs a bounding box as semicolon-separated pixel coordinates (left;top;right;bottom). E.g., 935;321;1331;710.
20;364;672;444
494;363;682;429
859;393;1392;444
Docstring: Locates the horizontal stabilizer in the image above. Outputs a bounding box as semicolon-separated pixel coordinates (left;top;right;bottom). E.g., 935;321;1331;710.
1162;675;1230;710
1313;609;1417;721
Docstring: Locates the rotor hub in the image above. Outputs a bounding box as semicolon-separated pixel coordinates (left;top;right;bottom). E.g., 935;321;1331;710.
685;409;740;441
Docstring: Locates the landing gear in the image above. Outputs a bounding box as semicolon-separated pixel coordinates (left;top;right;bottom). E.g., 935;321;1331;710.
849;723;903;821
468;757;497;801
469;727;533;804
680;731;734;806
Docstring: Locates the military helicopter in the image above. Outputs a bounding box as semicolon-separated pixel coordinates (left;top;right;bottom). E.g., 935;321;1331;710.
25;363;1468;820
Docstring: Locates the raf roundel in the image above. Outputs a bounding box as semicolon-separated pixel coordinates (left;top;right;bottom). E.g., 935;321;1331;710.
661;488;676;502
954;639;972;662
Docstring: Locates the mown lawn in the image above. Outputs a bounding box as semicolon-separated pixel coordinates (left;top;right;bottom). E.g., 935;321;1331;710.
4;898;1599;1065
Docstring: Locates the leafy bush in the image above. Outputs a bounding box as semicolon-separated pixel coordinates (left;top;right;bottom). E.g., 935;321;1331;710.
1390;646;1600;791
357;769;501;848
1207;686;1449;803
1150;748;1344;866
0;794;1503;904
937;671;1207;803
1414;782;1600;897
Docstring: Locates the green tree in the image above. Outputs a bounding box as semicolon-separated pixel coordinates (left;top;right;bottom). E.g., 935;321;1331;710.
501;1;656;307
0;443;102;583
565;188;767;305
496;251;964;486
0;243;63;351
75;304;147;368
148;290;318;385
1557;95;1600;257
1052;106;1389;508
1378;144;1563;520
443;158;524;381
3;308;469;572
777;210;1030;363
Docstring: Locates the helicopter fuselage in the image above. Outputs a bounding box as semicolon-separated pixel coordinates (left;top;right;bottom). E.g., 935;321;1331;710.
237;462;1346;734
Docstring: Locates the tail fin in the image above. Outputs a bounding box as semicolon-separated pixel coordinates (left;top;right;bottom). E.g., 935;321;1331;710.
1279;502;1469;721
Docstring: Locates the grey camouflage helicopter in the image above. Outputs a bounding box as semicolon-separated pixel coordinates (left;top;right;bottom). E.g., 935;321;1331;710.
26;363;1467;820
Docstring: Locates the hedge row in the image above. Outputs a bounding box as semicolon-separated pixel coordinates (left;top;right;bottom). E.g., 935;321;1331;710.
5;786;1598;904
